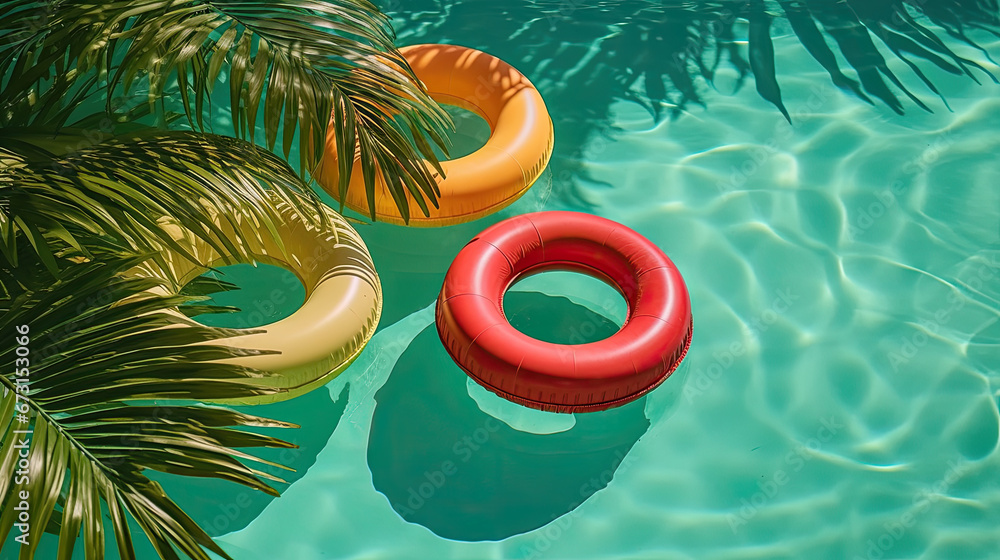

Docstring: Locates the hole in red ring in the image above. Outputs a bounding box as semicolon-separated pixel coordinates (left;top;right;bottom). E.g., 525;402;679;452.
502;270;628;344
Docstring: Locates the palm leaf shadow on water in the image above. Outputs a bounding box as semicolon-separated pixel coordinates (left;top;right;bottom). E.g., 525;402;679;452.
367;292;677;541
361;0;999;327
384;0;999;207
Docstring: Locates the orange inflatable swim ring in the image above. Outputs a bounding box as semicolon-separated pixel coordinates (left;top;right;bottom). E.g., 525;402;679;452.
317;44;554;227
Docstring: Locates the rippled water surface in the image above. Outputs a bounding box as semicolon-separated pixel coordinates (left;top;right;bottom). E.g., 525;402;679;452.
177;2;1000;559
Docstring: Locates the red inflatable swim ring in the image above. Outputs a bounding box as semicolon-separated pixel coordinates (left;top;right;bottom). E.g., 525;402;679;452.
436;211;693;413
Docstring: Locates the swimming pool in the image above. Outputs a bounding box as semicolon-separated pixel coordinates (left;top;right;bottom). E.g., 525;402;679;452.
175;2;1000;559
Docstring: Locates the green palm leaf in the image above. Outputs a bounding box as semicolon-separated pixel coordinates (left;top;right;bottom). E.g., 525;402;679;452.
1;128;325;291
0;255;297;560
0;0;453;222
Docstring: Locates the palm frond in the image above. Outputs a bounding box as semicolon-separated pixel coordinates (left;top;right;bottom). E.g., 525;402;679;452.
0;0;453;222
177;275;243;317
0;128;324;290
0;255;297;560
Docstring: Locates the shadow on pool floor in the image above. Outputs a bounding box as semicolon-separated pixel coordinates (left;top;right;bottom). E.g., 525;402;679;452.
367;292;653;541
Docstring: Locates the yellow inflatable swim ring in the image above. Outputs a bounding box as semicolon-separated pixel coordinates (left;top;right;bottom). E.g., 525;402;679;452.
317;43;554;227
139;193;381;405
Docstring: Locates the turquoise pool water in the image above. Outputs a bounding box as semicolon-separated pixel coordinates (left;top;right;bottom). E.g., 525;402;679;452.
182;3;999;560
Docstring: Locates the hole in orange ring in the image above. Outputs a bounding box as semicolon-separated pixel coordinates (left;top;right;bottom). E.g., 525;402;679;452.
183;263;305;329
502;270;628;344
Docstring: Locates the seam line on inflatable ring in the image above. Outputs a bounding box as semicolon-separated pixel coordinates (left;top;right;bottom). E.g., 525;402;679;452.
482;239;515;271
636;265;673;278
599;226;617;247
440;290;494;304
525;123;554;185
496;144;529;190
525;218;546;260
512;356;524;392
632;313;673;325
465;322;505;359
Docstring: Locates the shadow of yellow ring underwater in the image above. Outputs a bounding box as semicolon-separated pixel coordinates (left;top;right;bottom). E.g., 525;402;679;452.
317;43;555;226
134;194;382;405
